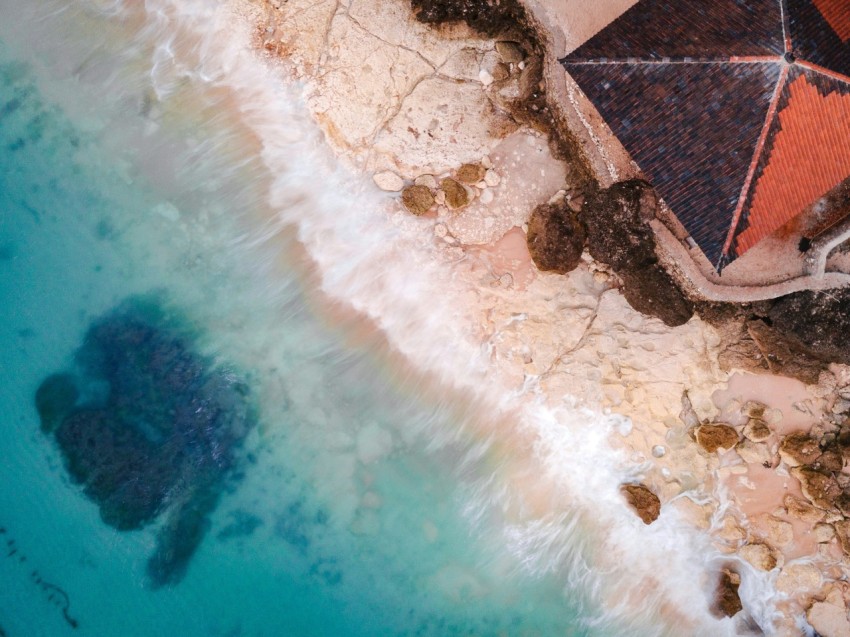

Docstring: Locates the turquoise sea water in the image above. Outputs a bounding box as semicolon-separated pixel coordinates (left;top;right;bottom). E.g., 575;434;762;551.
0;4;615;636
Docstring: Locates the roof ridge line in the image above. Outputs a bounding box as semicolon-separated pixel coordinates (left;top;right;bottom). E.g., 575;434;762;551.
721;64;790;260
561;57;781;66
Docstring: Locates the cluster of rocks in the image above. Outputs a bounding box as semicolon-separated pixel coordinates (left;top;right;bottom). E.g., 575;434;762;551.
373;159;502;219
684;386;850;631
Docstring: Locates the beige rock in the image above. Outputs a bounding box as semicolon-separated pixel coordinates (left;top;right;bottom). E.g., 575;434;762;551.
670;497;713;530
402;185;435;215
739;543;779;571
784;494;826;524
373;171;405;191
718;516;746;543
478;69;494;86
456;163;486;185
815;523;836;543
495;40;524;64
695;423;739;453
776;563;823;595
620;484;661;525
479;188;494;204
753;514;794;547
807;600;850;637
736;439;774;466
743;417;772;442
483;169;501;187
780;432;822;467
414;174;438;189
440;178;470;210
742;400;767;419
793;467;842;510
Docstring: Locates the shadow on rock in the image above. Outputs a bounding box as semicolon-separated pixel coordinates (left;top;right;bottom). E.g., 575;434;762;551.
34;296;256;588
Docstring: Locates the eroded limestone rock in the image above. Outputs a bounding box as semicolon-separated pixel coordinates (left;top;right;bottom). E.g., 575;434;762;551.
807;599;850;637
793;467;842;510
402;184;436;215
440;178;470;210
712;568;742;618
526;199;585;274
779;432;821;467
695;424;739;453
583;180;693;327
620;483;661;525
739;543;779;571
456;162;486;184
743;417;771;442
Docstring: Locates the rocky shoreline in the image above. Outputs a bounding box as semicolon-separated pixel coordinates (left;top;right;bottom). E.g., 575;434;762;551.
245;0;850;633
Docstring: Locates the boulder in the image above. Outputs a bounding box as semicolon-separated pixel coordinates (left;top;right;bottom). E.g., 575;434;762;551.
620;484;661;524
440;178;470;209
808;599;850;637
736;439;774;467
779;432;822;467
712;568;743;618
695;423;739;453
784;494;826;524
373;171;405;191
743;418;771;442
526;199;586;274
583;180;693;327
739;543;779;571
793;467;842;510
455;162;485;184
402;185;435;215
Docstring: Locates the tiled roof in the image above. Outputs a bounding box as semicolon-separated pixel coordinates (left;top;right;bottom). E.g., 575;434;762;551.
562;0;850;269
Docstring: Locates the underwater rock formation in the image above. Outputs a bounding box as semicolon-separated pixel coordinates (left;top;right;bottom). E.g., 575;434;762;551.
34;297;255;587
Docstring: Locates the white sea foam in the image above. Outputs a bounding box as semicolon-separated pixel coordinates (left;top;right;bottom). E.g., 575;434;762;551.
0;0;789;633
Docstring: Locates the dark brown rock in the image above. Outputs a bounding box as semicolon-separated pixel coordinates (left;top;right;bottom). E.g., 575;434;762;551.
620;483;661;524
440;178;470;209
402;185;435;215
456;163;485;184
779;432;822;467
526;200;586;274
792;467;842;510
769;288;850;366
712;568;743;618
583;180;693;327
695;423;739;453
411;0;529;37
746;319;826;385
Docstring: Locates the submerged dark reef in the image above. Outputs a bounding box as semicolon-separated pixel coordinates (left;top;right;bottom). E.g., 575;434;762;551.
35;297;256;587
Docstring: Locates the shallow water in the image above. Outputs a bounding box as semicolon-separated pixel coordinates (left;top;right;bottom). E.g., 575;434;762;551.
0;2;614;635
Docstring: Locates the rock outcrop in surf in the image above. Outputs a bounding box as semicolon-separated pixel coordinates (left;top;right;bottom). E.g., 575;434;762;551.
34;297;255;587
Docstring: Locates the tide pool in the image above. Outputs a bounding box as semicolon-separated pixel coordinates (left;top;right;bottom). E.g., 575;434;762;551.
0;5;606;635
